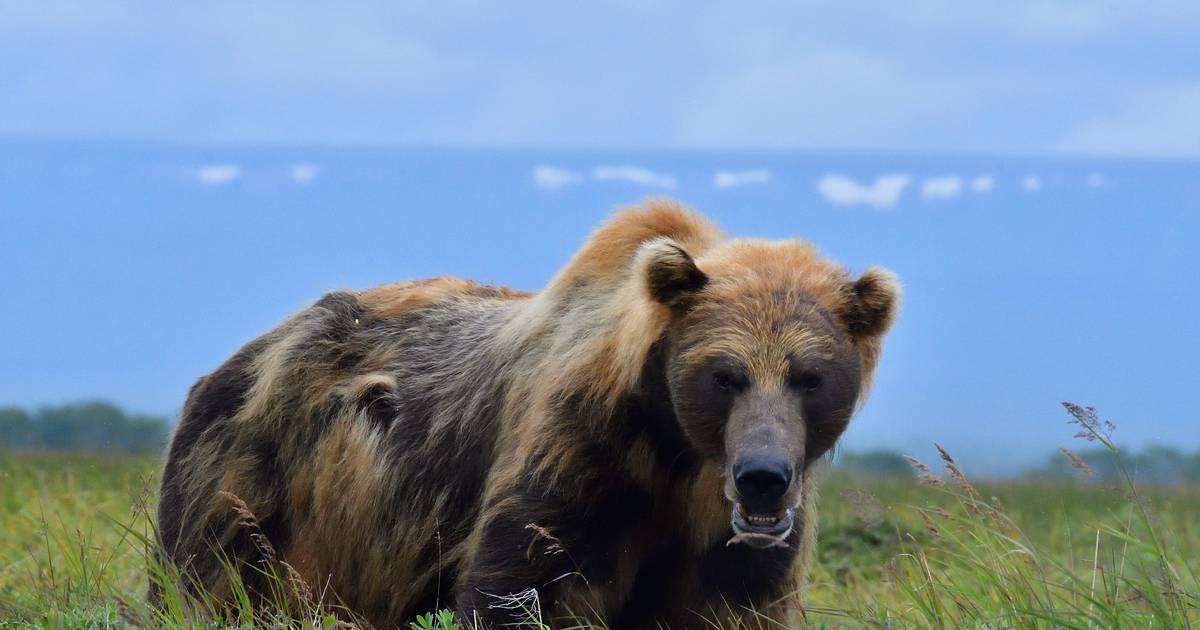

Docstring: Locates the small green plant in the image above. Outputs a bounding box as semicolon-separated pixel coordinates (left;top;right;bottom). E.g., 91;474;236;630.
410;608;460;630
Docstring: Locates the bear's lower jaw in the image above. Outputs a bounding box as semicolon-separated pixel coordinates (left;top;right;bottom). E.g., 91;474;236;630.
729;505;795;548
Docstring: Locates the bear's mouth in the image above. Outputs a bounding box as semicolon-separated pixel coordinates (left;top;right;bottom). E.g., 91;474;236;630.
728;505;794;548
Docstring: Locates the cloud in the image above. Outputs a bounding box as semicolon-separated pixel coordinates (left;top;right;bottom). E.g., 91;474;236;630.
1021;175;1042;192
593;166;676;189
816;173;910;209
195;164;242;186
921;176;963;200
290;163;320;184
969;175;996;193
531;165;581;191
713;169;771;190
1055;82;1200;157
4;5;1200;157
1087;173;1105;188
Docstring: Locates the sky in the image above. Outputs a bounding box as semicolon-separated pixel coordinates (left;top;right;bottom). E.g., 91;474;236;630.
2;143;1196;475
1;2;1198;475
3;1;1200;156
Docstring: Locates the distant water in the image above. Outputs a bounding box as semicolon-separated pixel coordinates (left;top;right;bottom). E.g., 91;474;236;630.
2;139;1197;475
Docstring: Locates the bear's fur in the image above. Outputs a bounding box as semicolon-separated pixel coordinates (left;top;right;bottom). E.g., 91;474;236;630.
156;200;900;628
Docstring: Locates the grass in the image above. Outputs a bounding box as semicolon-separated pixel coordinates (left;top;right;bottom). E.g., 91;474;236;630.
0;407;1197;628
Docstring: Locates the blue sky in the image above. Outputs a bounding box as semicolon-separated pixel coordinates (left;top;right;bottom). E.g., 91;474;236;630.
2;143;1196;475
1;2;1198;474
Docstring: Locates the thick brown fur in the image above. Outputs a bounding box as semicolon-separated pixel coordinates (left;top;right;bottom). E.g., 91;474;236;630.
156;200;900;628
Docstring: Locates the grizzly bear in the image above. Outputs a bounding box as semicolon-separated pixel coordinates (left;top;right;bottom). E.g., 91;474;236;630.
156;200;899;628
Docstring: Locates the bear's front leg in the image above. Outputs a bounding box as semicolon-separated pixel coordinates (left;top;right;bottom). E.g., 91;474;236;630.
454;494;600;629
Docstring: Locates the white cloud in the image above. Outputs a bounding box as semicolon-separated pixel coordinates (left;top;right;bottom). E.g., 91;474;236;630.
1087;173;1105;188
593;166;676;190
921;176;963;200
816;173;911;209
532;165;581;191
1022;175;1042;192
6;5;1200;157
290;163;319;184
969;175;996;193
195;164;242;186
713;169;771;190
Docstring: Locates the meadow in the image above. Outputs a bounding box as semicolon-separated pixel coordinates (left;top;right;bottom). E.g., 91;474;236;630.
1;425;1197;629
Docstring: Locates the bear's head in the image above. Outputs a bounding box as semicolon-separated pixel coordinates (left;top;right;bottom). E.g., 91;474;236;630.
639;236;899;547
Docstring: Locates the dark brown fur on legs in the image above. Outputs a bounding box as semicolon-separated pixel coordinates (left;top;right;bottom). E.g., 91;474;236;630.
156;200;900;628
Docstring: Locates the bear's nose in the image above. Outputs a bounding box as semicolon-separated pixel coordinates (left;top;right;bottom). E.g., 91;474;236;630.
733;456;792;510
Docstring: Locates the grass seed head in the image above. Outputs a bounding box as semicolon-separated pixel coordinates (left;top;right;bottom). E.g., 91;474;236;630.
839;489;886;528
1059;447;1095;477
904;455;944;486
934;442;976;496
1062;401;1116;442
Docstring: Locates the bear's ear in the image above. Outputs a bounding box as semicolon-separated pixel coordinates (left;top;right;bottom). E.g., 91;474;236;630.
842;267;901;339
638;238;709;308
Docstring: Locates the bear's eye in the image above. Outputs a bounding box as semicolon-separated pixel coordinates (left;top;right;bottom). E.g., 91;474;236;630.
793;372;824;393
712;371;740;393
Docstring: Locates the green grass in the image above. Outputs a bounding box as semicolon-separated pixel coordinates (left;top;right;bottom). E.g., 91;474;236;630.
1;434;1197;628
806;471;1199;628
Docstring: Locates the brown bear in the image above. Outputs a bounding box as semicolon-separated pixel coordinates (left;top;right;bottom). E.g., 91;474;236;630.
156;200;900;628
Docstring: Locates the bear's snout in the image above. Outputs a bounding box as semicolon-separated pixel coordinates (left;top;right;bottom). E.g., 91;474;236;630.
733;455;792;512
